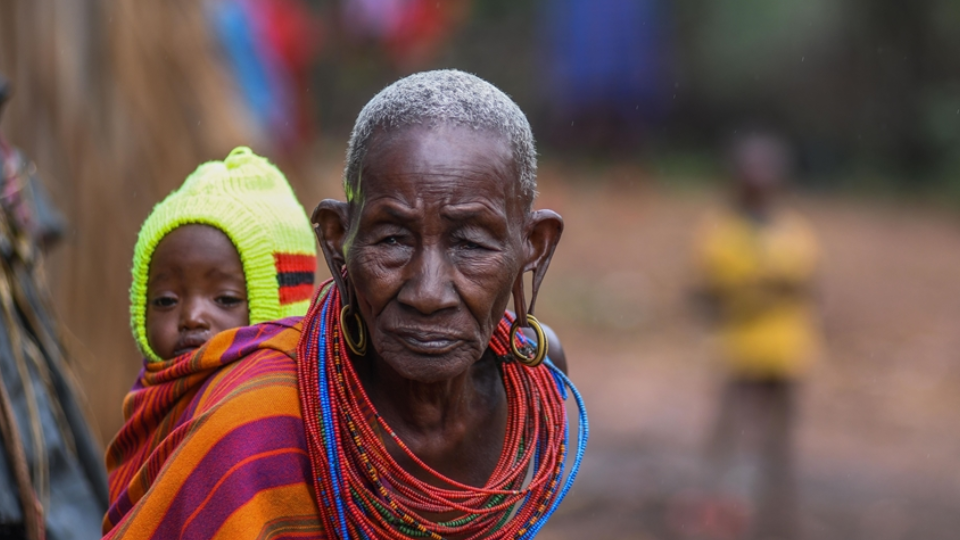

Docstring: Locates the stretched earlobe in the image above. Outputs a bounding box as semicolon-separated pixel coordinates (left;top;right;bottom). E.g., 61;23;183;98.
510;269;551;368
512;273;527;325
313;199;351;301
524;209;564;315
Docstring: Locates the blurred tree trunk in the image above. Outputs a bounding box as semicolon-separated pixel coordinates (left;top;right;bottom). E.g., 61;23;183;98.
0;0;258;443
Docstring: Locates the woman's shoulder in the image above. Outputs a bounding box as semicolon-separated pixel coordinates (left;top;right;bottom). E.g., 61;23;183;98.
521;321;567;375
542;323;568;375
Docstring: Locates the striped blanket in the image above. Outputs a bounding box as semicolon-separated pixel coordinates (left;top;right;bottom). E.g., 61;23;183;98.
102;317;325;539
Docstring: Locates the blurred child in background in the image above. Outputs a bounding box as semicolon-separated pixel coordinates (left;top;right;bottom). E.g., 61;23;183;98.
694;131;820;540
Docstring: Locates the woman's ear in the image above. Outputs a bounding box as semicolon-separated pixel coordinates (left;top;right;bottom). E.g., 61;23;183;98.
313;199;350;294
523;209;564;314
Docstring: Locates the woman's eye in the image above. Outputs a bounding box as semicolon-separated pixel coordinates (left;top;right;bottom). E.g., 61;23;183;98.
456;237;489;250
152;297;176;308
380;236;400;246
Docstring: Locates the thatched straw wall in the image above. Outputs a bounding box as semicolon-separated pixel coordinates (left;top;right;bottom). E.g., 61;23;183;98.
0;0;260;443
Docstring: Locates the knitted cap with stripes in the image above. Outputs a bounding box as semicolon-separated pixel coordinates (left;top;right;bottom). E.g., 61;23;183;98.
130;147;316;362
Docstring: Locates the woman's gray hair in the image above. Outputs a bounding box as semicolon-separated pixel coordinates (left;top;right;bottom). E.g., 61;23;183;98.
344;69;537;205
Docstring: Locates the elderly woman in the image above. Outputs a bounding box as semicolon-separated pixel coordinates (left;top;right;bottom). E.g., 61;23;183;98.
103;70;587;540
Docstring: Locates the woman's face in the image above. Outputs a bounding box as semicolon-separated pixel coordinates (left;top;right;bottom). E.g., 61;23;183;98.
343;124;527;383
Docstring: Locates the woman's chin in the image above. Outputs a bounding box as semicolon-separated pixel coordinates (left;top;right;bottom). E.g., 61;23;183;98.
374;339;480;383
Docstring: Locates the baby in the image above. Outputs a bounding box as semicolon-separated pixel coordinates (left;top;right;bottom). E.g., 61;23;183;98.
130;147;317;361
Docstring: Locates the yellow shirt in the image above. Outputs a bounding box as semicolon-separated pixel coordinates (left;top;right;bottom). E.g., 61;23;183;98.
697;209;820;379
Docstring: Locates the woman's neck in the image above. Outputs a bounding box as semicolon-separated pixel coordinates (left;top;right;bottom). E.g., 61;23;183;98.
361;350;502;432
355;350;508;486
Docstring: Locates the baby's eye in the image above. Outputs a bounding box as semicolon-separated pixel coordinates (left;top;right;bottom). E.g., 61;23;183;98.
216;295;245;307
152;296;177;308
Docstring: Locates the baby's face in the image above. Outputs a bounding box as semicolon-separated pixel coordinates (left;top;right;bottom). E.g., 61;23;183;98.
146;224;250;359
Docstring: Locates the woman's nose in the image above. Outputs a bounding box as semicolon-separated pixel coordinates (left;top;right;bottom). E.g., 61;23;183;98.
397;248;459;315
179;298;211;330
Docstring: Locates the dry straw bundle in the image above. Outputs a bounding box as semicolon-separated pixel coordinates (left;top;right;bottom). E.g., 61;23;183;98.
0;0;258;440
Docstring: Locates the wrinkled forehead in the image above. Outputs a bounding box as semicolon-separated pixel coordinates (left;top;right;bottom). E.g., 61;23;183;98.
355;124;523;211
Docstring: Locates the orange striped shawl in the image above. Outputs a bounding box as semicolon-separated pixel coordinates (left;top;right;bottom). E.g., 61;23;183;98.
103;318;325;539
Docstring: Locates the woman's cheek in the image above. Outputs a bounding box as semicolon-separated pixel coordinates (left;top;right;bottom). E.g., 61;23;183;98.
352;243;411;271
455;250;513;280
456;275;512;338
349;247;406;309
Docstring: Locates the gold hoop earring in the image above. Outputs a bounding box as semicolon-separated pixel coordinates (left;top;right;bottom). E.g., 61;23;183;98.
339;304;367;356
509;314;548;367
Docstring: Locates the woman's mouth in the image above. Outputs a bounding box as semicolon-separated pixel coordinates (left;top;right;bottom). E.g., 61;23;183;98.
393;330;462;355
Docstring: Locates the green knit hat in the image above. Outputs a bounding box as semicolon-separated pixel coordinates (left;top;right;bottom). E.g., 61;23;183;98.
130;147;317;362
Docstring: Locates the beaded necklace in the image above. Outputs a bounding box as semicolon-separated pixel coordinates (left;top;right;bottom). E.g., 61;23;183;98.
296;285;588;539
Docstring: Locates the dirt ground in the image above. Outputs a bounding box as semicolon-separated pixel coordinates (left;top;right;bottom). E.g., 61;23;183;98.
527;163;960;540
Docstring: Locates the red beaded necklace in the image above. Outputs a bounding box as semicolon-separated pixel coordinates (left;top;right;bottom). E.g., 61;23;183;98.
296;285;570;539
